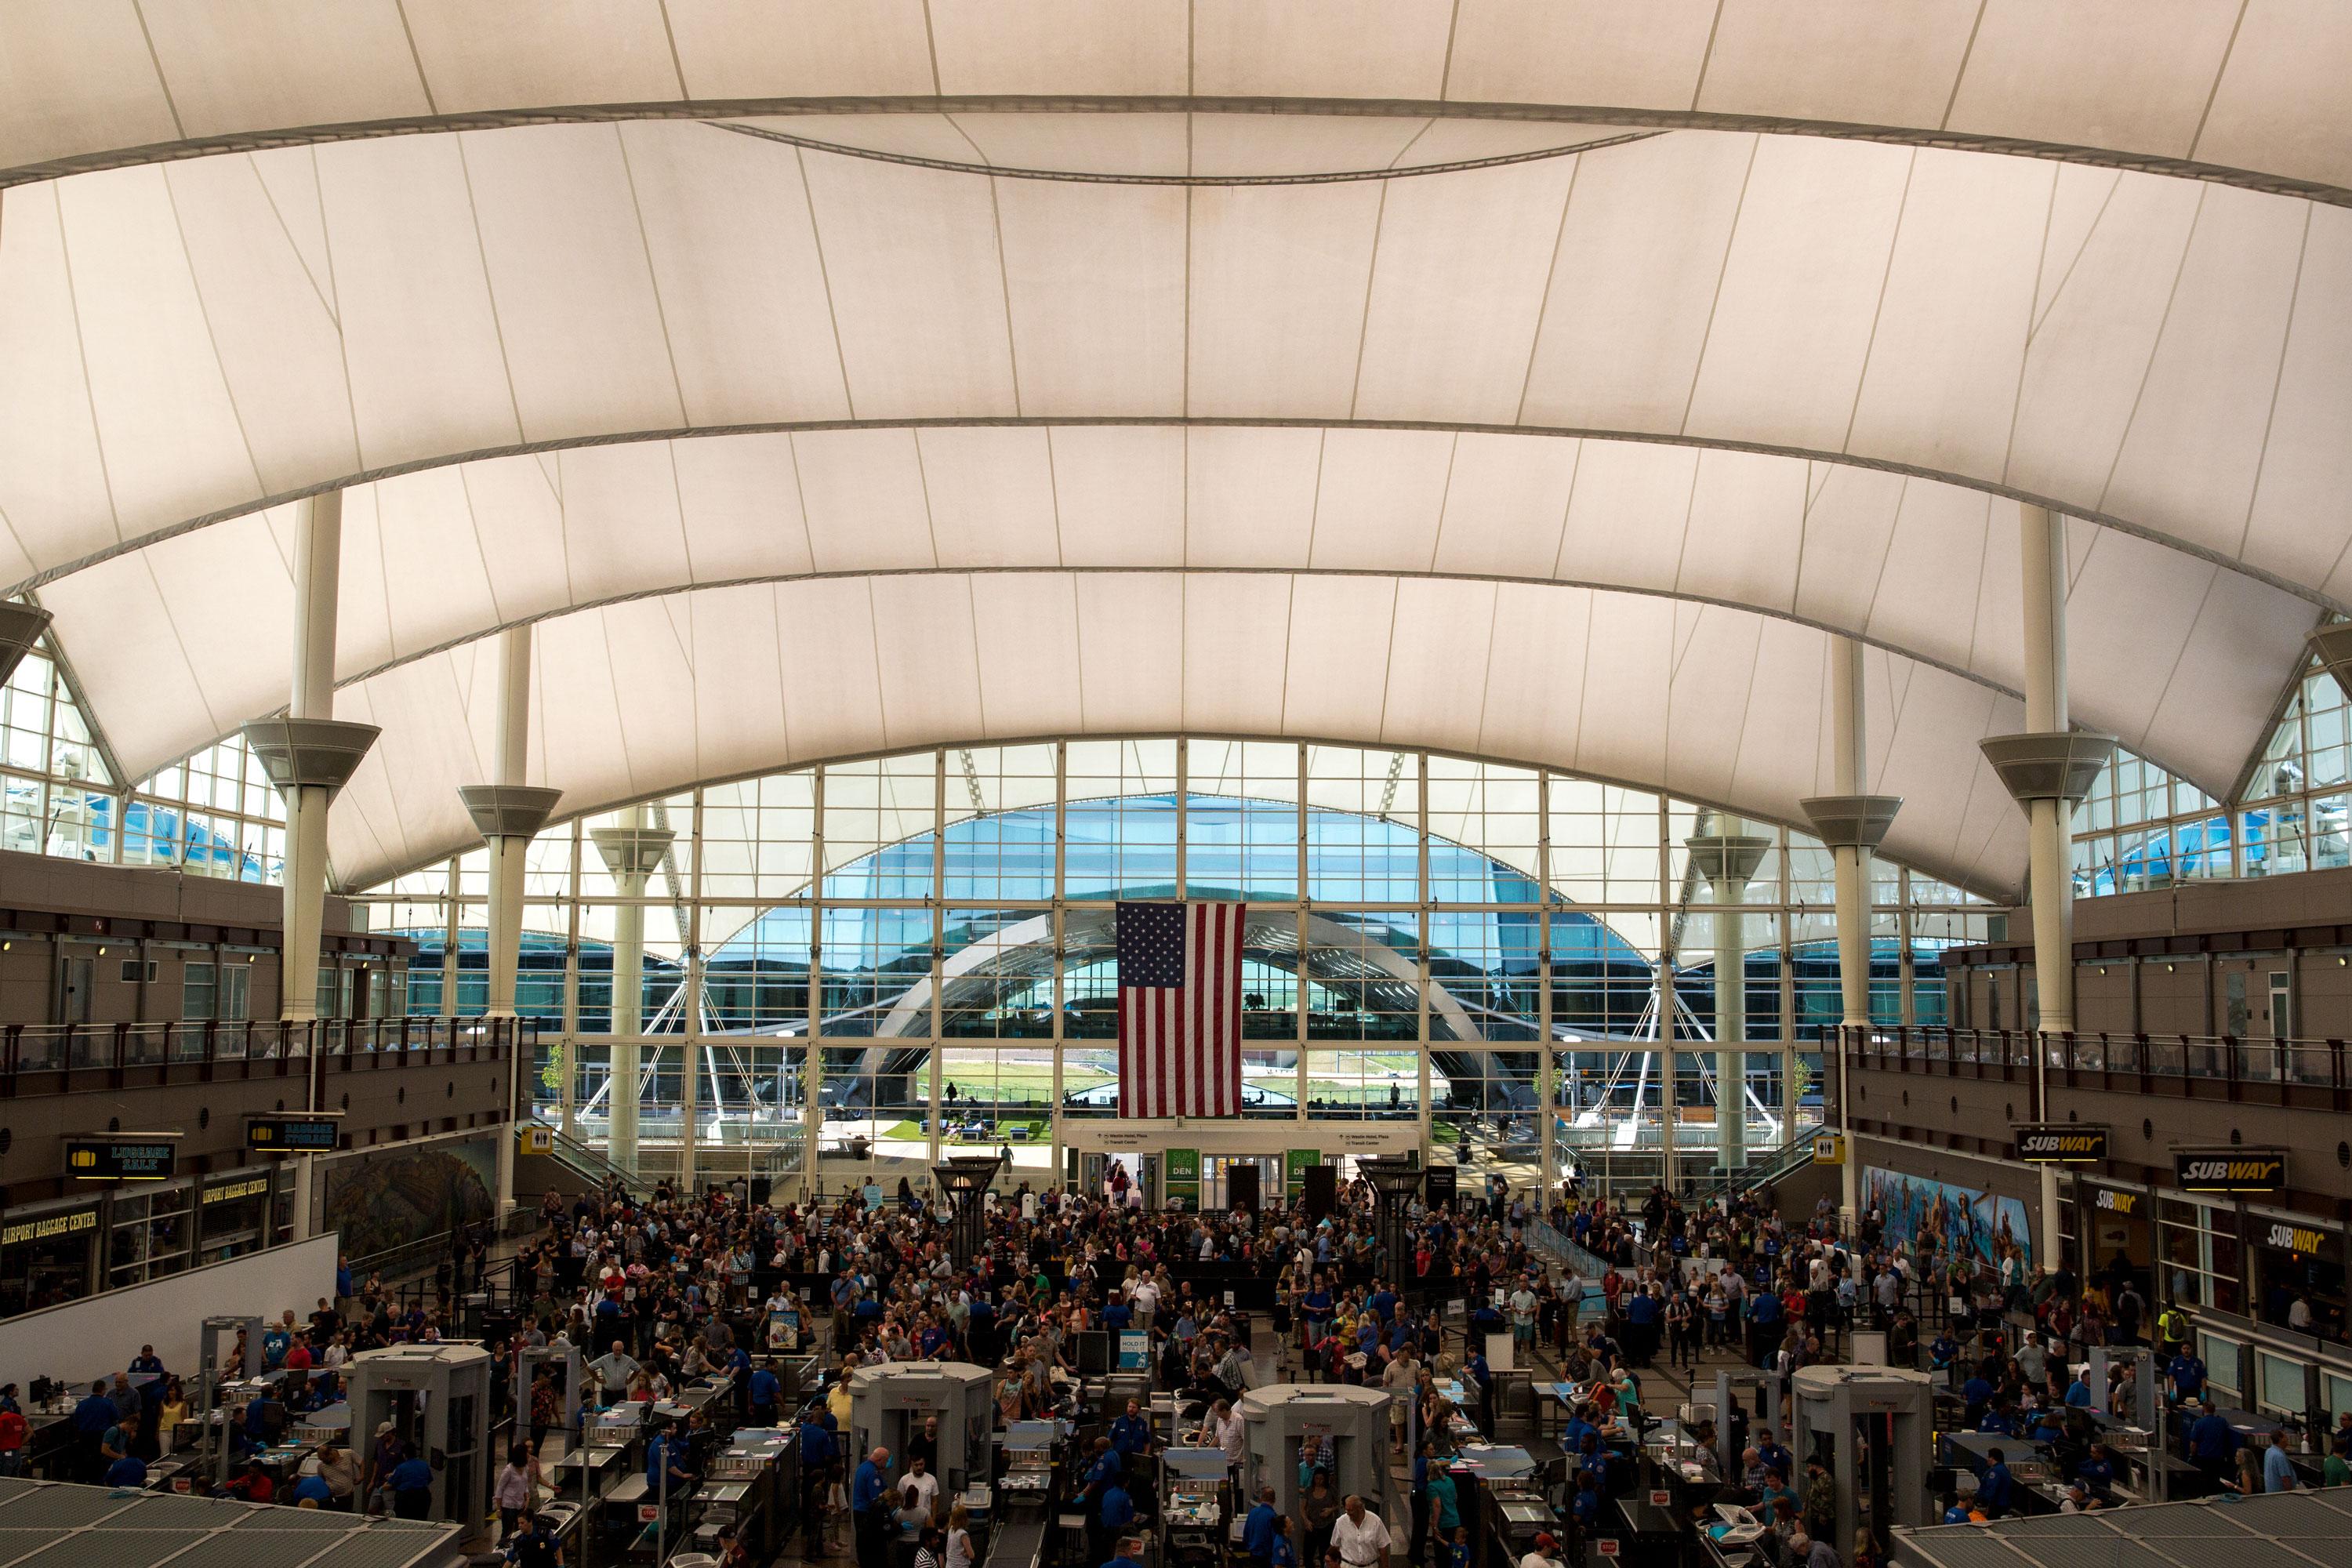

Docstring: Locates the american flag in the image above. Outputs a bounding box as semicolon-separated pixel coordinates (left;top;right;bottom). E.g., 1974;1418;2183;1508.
1116;901;1245;1117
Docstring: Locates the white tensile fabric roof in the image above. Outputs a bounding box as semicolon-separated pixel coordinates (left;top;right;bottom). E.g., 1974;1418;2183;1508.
4;4;2349;899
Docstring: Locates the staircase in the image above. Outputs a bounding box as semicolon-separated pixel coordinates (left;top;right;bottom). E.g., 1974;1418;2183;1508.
520;1122;657;1202
1693;1128;1824;1207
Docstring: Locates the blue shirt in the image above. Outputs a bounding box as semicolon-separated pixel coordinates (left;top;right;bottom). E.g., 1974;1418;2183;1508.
1102;1485;1136;1532
648;1435;691;1490
1626;1294;1657;1325
749;1369;782;1407
853;1458;888;1513
1976;1461;2014;1512
1272;1533;1298;1568
1749;1294;1780;1326
104;1456;147;1488
1468;1355;1491;1390
2190;1413;2239;1463
291;1474;333;1504
2169;1356;2205;1396
390;1457;434;1493
1244;1501;1277;1555
2265;1445;2296;1490
72;1395;117;1436
2064;1380;2092;1408
801;1421;837;1465
1110;1415;1150;1455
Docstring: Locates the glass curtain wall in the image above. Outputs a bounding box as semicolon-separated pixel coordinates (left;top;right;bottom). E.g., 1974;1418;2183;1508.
348;739;1992;1196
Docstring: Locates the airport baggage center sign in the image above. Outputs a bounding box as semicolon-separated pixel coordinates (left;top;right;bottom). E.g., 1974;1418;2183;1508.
2173;1149;2287;1195
2013;1124;2108;1163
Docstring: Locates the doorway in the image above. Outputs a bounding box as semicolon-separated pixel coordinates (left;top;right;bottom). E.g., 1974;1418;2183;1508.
58;956;92;1024
1202;1155;1277;1212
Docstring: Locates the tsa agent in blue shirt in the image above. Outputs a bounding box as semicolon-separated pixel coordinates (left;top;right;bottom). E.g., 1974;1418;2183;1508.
2169;1352;2206;1404
1110;1400;1151;1458
748;1364;782;1425
1975;1451;2016;1515
2064;1370;2093;1408
1243;1488;1278;1564
1101;1479;1136;1535
103;1454;148;1489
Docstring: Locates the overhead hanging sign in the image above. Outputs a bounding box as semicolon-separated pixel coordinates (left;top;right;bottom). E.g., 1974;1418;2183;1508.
2014;1124;2108;1163
246;1114;341;1154
1812;1134;1846;1166
1163;1148;1200;1211
2174;1149;2287;1195
66;1134;178;1181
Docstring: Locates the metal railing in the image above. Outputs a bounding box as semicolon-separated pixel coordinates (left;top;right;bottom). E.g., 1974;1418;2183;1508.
1691;1128;1827;1205
0;1014;534;1080
1841;1024;2352;1094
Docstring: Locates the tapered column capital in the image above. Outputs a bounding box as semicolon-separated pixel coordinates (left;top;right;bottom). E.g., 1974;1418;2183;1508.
459;783;564;842
0;602;53;688
592;824;675;878
1684;833;1772;887
1798;795;1903;851
1979;731;2116;810
241;717;380;800
2309;625;2352;703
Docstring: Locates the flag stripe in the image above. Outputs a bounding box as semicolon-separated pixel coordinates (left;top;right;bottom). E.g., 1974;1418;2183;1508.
1115;901;1243;1120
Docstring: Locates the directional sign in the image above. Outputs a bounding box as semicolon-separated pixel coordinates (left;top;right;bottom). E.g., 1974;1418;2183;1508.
66;1135;177;1181
247;1115;341;1153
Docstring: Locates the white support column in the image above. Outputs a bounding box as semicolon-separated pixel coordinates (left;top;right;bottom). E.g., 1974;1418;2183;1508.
1802;638;1901;1254
1687;818;1769;1174
1537;770;1555;1203
1978;505;2115;1279
1048;746;1065;1186
561;823;583;1141
1415;753;1432;1166
681;795;705;1199
927;751;946;1170
458;625;562;1218
805;770;827;1201
593;804;674;1180
241;492;378;1243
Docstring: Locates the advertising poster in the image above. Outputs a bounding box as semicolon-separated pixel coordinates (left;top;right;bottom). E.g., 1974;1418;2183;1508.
1164;1148;1200;1210
1860;1165;2031;1269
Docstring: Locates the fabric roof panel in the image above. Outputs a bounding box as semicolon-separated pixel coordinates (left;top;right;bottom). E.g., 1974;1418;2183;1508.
1351;155;1581;425
662;0;935;100
1047;427;1187;568
1305;428;1455;573
1425;434;1581;583
615;122;858;429
49;167;265;543
669;434;818;585
1188;0;1454;102
159;155;365;493
1693;1;1981;130
309;572;2041;895
994;178;1189;417
141;0;430;140
1682;136;1914;454
460;126;689;442
797;152;1021;419
0;2;179;173
1182;427;1323;571
397;0;682;113
1185;180;1385;418
311;134;528;475
1942;0;2244;163
927;0;1189;98
1518;131;1759;436
917;427;1065;571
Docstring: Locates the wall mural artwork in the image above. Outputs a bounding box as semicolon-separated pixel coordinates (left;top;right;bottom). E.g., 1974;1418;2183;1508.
321;1137;495;1259
1862;1164;2031;1269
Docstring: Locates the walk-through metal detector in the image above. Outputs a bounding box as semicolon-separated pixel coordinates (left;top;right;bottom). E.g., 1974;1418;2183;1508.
848;1361;996;1494
346;1345;493;1525
1240;1385;1398;1523
2087;1345;2158;1431
197;1314;263;1490
520;1342;586;1437
1705;1368;1791;1483
1790;1367;1934;1553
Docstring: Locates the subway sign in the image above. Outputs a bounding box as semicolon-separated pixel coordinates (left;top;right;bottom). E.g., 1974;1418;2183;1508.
66;1136;178;1181
2015;1125;2108;1163
2174;1150;2287;1195
2265;1221;2332;1256
246;1115;340;1153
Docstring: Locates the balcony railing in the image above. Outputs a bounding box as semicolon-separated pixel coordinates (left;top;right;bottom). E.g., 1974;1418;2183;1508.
1837;1024;2351;1100
0;1015;534;1083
